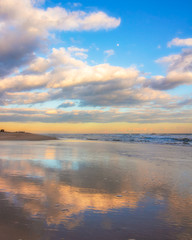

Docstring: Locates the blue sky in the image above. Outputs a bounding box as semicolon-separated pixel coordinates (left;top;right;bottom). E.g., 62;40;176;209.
50;0;192;71
48;0;192;94
0;0;192;133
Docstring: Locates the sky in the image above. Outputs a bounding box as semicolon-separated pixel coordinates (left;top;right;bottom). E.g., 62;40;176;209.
0;0;192;133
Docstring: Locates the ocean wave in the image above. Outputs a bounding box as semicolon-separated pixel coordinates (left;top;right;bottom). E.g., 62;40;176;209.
50;133;192;146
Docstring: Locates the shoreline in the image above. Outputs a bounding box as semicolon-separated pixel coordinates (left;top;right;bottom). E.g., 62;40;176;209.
0;131;57;141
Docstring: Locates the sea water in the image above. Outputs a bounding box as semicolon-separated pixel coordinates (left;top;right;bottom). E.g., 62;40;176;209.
52;133;192;146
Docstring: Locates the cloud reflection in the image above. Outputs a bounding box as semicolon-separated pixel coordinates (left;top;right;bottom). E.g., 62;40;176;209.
0;140;192;239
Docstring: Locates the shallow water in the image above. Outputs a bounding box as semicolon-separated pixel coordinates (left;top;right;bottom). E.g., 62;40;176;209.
0;140;192;240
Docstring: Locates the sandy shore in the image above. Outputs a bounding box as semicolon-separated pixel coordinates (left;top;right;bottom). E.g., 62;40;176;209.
0;131;57;141
0;140;191;239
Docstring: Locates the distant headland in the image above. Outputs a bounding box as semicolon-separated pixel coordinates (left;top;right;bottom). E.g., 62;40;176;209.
0;130;57;141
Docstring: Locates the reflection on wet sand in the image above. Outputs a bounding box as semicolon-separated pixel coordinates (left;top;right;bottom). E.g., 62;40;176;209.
0;159;144;228
0;140;192;239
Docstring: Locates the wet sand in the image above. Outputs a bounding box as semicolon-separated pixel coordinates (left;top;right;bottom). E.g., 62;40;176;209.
0;131;57;141
0;139;192;240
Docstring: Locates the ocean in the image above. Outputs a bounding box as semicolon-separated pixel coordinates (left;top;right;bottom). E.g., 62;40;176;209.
51;133;192;146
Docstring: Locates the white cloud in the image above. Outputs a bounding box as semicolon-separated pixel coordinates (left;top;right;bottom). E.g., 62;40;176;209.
26;57;51;73
1;0;191;125
31;0;45;6
0;0;120;32
74;52;88;59
104;49;115;62
48;63;139;88
150;48;192;90
67;47;88;53
26;48;86;74
0;46;171;108
145;72;192;90
104;49;115;57
0;73;50;92
73;3;82;8
0;0;120;76
67;46;88;59
4;91;50;105
156;49;192;73
168;38;192;47
156;54;180;64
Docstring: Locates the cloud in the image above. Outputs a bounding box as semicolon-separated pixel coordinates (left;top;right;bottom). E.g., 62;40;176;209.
104;49;115;61
156;54;180;65
168;38;192;47
23;7;121;40
58;101;76;108
165;97;192;109
73;3;82;8
0;47;139;96
66;84;171;107
31;0;45;6
148;48;192;90
0;23;42;77
67;47;88;53
1;0;192;126
2;91;50;105
0;0;120;76
0;107;192;124
104;49;115;57
0;0;120;32
0;74;50;93
26;48;86;75
0;47;175;108
67;46;88;59
156;49;192;72
145;72;192;90
49;63;139;89
73;52;88;59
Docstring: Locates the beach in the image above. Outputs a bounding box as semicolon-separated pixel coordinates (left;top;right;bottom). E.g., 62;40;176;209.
0;139;192;240
0;131;57;141
1;0;192;239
